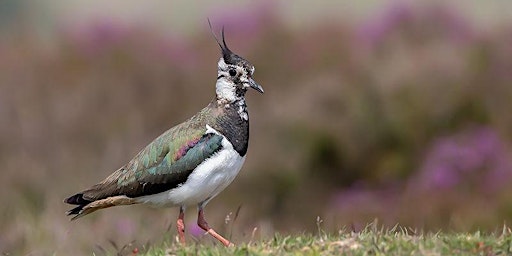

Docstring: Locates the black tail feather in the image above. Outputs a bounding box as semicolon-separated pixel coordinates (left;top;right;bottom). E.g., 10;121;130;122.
64;193;92;218
64;193;91;205
66;205;85;216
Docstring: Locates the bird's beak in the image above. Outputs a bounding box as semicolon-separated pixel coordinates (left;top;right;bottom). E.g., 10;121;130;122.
248;77;264;93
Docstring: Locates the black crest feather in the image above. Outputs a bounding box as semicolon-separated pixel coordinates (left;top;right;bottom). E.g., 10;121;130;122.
207;18;237;65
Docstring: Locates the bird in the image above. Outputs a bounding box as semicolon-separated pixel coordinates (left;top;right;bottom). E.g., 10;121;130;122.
63;22;264;247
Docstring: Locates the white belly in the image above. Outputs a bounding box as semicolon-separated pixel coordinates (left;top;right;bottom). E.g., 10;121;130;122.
134;130;246;207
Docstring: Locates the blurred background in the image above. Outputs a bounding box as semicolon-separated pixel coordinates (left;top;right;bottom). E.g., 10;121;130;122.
2;0;512;254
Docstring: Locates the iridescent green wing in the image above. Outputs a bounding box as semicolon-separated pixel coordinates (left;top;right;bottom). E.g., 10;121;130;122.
82;121;223;200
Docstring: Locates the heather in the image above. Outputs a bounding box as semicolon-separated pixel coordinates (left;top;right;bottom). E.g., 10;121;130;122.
1;2;512;254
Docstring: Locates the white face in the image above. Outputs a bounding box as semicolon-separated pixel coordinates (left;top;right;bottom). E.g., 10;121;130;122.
216;58;255;102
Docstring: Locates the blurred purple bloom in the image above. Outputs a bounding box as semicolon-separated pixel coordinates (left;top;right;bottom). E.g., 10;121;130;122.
331;184;373;210
357;2;413;47
357;3;474;48
65;18;130;55
208;1;276;49
410;126;512;192
330;182;399;211
115;217;136;237
428;5;474;43
141;35;198;70
187;221;204;238
428;166;459;189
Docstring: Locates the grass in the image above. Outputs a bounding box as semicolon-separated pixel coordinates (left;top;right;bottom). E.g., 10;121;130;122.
109;223;512;256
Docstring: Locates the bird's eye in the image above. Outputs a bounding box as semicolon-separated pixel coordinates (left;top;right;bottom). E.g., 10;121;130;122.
229;69;237;77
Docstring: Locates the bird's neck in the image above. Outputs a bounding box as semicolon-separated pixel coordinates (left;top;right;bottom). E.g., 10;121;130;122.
214;81;249;121
208;97;250;156
215;79;246;104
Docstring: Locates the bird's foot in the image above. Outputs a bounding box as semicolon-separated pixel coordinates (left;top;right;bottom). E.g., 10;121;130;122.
205;228;233;247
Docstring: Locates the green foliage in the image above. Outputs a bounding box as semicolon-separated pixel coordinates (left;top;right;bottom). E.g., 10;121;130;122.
138;225;512;255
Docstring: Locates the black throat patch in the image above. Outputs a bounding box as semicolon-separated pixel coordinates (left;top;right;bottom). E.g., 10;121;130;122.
212;101;250;156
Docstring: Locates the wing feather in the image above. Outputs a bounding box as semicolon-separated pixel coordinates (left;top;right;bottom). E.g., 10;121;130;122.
79;128;223;200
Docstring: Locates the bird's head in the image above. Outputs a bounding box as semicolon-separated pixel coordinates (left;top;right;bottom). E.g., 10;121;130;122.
209;22;264;103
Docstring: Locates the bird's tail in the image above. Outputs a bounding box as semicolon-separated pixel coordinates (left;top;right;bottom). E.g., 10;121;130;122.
64;193;137;220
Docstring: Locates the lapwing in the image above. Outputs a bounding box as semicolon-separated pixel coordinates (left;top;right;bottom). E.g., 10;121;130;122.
64;23;263;247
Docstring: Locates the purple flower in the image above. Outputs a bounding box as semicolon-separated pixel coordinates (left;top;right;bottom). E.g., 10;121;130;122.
430;5;474;43
357;3;474;48
187;221;204;238
116;217;136;237
330;182;399;211
64;18;130;55
357;2;413;47
207;1;276;50
428;166;459;188
410;126;512;192
154;36;197;69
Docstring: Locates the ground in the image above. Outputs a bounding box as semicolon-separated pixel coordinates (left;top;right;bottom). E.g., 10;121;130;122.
102;224;512;255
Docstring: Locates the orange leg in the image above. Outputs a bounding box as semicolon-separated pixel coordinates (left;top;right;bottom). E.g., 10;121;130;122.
176;207;186;245
197;207;233;247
